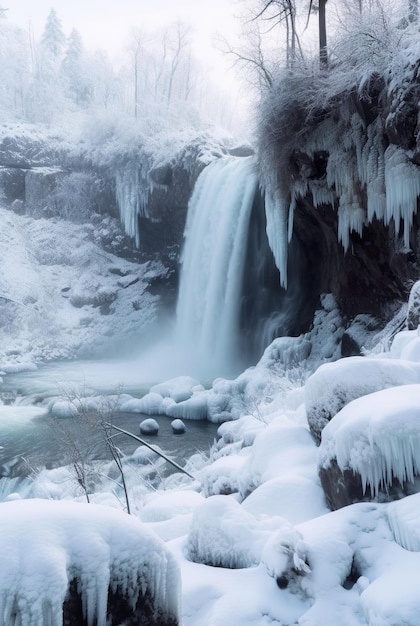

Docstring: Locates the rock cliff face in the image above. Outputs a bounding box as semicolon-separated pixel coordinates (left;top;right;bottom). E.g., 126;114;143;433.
0;127;213;297
257;63;420;342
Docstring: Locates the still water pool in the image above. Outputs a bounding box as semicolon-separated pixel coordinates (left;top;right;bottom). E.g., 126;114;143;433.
0;359;218;480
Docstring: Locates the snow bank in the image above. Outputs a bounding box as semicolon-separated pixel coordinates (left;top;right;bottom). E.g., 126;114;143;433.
319;384;420;497
120;378;208;420
0;499;180;626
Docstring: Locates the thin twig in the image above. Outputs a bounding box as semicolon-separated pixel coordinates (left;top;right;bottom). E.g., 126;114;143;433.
105;423;197;481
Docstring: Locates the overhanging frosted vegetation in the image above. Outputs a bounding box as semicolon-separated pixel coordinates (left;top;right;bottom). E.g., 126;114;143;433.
257;3;420;287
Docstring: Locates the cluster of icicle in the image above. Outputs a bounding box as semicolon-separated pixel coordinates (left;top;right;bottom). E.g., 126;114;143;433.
263;114;420;288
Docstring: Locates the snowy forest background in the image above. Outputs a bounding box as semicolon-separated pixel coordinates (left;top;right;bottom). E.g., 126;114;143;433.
3;1;420;625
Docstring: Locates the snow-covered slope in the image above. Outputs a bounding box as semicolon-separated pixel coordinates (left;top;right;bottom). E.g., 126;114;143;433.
0;206;162;366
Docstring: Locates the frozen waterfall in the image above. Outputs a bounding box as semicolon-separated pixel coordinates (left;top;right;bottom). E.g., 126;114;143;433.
175;157;258;378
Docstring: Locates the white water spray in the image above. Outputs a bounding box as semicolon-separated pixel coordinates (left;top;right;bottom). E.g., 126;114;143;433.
175;156;258;378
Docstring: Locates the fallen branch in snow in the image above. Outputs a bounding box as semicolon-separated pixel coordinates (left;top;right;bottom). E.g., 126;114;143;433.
0;294;25;306
105;423;197;481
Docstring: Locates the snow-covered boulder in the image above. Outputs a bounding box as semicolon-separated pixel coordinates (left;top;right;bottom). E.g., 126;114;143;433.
0;499;180;626
305;356;420;443
171;419;186;434
140;418;159;435
318;384;420;509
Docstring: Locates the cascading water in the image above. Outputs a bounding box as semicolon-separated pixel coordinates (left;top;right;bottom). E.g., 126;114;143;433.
175;156;258;378
130;154;314;383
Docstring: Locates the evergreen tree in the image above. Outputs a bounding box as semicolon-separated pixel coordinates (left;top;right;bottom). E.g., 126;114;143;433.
61;29;91;107
41;8;65;57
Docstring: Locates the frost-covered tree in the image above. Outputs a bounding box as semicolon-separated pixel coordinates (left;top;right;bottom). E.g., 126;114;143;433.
0;23;30;118
254;0;302;68
61;29;91;107
409;0;418;21
41;8;65;58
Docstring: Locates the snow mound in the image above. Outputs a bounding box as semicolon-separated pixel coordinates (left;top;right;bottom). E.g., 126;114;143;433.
305;356;420;441
241;475;328;525
150;376;204;402
186;495;265;568
140;490;204;522
238;420;318;498
200;454;247;497
0;499;180;626
319;384;420;497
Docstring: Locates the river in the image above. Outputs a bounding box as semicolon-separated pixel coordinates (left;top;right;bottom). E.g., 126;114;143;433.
0;359;218;490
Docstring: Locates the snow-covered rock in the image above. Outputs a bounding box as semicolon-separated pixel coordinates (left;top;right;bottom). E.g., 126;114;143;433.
319;384;420;508
171;419;186;434
0;499;180;626
305;356;420;443
140;418;160;435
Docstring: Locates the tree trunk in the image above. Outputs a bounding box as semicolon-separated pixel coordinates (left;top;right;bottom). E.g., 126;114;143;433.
319;0;328;68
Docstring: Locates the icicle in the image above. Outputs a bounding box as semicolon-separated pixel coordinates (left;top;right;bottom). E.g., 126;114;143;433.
115;166;150;248
264;189;289;289
384;145;420;246
337;193;365;250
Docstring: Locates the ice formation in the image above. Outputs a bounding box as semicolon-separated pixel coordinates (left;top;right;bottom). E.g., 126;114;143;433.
319;384;420;496
115;165;150;248
262;107;420;284
0;499;180;626
175;156;258;376
264;189;290;288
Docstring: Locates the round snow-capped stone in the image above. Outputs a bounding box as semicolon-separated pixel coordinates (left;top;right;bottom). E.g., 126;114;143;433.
171;419;186;434
139;418;159;435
